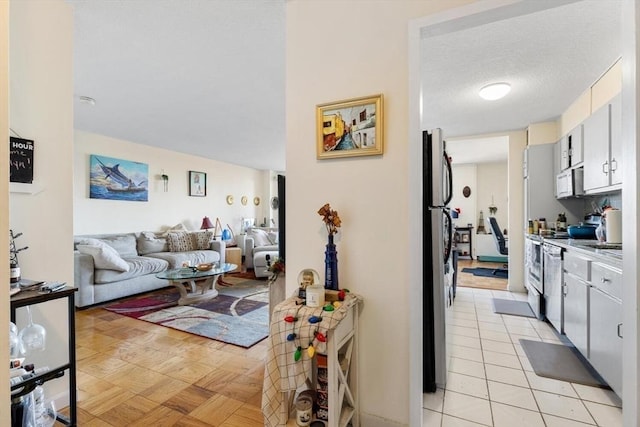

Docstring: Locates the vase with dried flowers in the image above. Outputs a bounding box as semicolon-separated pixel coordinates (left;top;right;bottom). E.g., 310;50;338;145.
318;203;341;290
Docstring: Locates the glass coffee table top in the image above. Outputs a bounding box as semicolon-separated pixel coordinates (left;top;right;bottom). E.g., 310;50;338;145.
156;263;238;305
156;263;238;280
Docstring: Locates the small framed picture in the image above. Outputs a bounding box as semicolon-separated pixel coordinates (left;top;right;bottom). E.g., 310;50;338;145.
189;171;206;197
461;234;469;243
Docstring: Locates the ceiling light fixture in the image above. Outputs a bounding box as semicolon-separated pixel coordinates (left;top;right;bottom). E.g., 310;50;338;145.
78;96;96;106
479;83;511;101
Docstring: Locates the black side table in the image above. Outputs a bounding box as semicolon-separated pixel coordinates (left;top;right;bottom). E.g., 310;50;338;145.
10;286;77;426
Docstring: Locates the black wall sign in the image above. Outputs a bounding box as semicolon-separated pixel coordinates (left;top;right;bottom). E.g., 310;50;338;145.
10;137;34;184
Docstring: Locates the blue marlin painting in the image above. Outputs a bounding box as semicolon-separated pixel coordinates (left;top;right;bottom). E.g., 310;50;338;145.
89;155;149;201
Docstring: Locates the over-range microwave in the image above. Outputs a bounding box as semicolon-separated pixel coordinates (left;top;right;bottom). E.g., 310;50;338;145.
556;167;584;198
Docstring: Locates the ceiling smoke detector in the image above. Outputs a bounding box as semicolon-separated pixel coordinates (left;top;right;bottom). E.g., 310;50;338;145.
78;96;96;106
478;83;511;101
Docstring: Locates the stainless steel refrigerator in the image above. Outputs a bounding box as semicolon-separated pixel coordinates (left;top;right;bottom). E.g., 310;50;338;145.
423;128;454;392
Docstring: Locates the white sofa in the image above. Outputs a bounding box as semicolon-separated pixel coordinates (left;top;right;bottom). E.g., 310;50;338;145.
237;228;279;278
74;231;225;308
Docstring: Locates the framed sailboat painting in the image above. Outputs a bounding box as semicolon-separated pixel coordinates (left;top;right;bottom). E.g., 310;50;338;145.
89;154;149;201
316;94;384;159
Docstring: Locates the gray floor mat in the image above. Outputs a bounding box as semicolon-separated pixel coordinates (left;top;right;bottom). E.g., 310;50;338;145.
519;339;610;388
491;298;535;318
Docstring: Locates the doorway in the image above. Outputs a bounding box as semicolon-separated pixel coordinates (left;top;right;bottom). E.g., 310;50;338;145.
408;1;635;426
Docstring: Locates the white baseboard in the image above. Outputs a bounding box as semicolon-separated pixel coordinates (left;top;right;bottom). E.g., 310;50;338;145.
359;412;407;427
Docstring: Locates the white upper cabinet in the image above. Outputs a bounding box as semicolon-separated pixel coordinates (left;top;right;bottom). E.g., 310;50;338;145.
583;94;621;193
568;124;583;166
609;93;622;185
559;135;570;171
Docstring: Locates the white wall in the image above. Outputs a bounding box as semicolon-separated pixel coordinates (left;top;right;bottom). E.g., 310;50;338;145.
8;0;74;411
74;130;269;237
450;164;477;232
287;1;473;424
477;161;508;231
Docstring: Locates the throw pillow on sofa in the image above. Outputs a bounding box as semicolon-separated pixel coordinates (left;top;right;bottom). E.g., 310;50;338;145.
77;242;130;272
193;231;214;250
166;231;214;252
249;228;274;247
167;231;196;252
160;222;188;236
75;234;138;258
137;232;168;255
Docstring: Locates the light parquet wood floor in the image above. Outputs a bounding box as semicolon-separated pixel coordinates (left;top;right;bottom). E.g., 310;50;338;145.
456;259;509;291
65;300;268;426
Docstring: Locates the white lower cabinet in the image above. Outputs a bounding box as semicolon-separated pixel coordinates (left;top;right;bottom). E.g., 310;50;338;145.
589;286;622;397
563;273;589;358
561;249;622;398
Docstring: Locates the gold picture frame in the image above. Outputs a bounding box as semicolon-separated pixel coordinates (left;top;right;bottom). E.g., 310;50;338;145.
316;94;384;159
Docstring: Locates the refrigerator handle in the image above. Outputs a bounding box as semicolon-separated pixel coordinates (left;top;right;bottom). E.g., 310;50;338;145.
443;151;453;206
443;209;453;264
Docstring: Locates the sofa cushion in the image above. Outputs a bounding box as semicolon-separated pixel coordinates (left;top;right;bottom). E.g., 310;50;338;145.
167;231;196;252
248;228;274;247
145;250;219;269
192;231;214;250
160;222;188;236
94;256;169;284
77;242;130;272
76;234;139;258
137;232;168;255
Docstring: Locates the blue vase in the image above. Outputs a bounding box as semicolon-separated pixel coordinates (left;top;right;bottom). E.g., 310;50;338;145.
324;234;339;290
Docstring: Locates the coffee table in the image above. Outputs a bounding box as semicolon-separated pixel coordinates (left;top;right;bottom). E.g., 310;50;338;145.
156;263;238;305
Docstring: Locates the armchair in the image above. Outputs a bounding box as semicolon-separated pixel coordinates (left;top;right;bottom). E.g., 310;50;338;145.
237;228;279;278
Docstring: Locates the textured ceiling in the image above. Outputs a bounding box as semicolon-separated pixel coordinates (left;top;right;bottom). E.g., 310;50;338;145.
421;0;621;144
70;0;285;171
70;1;620;172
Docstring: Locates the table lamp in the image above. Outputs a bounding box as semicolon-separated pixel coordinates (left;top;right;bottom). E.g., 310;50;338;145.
200;216;214;231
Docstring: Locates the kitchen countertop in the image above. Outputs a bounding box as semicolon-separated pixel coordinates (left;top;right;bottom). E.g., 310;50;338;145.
542;238;622;266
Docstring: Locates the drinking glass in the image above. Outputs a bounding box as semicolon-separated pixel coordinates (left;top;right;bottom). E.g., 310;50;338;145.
33;386;57;427
18;306;47;354
37;400;57;427
9;322;21;358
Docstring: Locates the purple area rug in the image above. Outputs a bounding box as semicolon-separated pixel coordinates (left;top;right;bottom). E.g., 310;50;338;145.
104;279;269;348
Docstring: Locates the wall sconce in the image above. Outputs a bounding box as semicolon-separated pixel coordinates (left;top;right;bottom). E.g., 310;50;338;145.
161;170;169;192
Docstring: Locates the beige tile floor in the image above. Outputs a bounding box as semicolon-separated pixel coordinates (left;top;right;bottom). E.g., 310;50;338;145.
423;287;623;426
